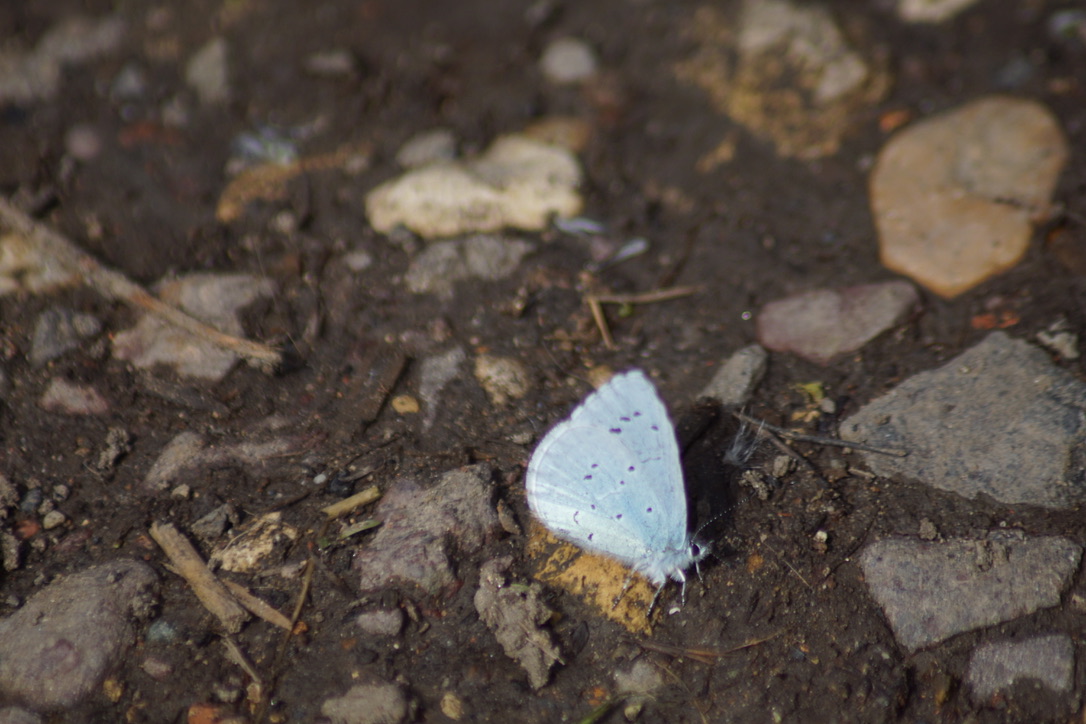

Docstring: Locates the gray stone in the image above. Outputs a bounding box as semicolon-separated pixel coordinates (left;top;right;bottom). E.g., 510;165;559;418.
404;235;533;298
0;560;157;710
185;37;229;105
418;347;466;431
355;608;404;638
353;464;500;594
967;634;1075;699
38;378;109;415
859;535;1081;651
0;707;42;724
699;345;767;406
755;281;918;365
841;332;1086;508
540;37;598;84
320;680;408;724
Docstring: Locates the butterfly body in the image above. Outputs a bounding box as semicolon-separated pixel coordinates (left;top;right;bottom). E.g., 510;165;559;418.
526;370;706;601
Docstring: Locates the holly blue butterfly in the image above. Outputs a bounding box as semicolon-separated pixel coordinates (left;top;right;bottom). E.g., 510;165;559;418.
526;369;708;612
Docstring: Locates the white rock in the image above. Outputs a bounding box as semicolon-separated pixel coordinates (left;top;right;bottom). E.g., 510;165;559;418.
898;0;981;23
186;37;229;105
366;134;582;239
540;37;598;84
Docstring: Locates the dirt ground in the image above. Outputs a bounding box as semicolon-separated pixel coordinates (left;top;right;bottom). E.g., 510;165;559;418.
1;0;1085;722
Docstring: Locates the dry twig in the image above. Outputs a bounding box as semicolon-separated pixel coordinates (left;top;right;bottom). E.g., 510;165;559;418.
0;197;284;371
149;521;249;633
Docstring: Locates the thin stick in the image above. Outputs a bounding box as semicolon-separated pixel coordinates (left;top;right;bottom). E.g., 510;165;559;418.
320;485;381;519
732;411;908;457
586;297;615;350
587;285;701;305
0;197;284;372
223;580;293;630
149;521;249;633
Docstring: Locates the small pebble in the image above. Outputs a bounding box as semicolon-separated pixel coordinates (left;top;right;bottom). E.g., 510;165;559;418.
64;125;103;162
391;395;420;414
540;37;598;84
395;129;457;168
41;510;66;530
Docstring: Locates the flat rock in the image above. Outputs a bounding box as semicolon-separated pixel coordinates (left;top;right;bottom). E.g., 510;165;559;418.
30;308;102;365
674;0;889;159
320;680;409;724
898;0;982;23
841;332;1086;508
404;235;533;298
871;96;1068;298
698;344;767;406
39;377;109;416
353;464;501;594
112;272;275;380
0;560;157;711
966;634;1075;699
755;281;918;364
418;347;466;431
859;535;1080;651
366;134;582;238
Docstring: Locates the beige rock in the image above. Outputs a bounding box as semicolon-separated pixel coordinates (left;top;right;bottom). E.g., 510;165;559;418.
474;355;530;406
898;0;981;23
675;0;889;159
871;96;1068;298
366;134;582;238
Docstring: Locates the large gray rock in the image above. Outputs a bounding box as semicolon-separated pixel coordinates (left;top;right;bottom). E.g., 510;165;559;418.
0;560;157;710
860;535;1080;651
842;332;1086;508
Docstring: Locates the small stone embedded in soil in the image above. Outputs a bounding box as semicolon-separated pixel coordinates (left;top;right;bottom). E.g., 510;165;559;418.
0;14;125;104
390;395;419;414
870;96;1068;298
39;377;110;416
841;332;1086;508
30;307;102;366
319;680;409;724
404;235;533;298
40;510;66;530
897;0;982;23
0;559;157;711
474;556;561;690
365;134;583;238
0;707;43;724
111;272;275;380
417;347;466;431
474;354;531;406
674;0;889;159
354;608;404;638
859;535;1081;651
614;658;665;696
698;344;767;406
755;281;919;364
540;37;599;84
185;37;230;105
966;634;1074;699
353;464;500;594
143;428;304;492
0;230;81;296
395;128;457;168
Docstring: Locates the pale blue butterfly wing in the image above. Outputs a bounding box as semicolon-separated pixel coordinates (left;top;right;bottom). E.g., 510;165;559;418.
526;370;699;588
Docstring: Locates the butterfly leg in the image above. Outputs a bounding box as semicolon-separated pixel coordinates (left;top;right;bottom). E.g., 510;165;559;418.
612;570;636;609
647;583;666;617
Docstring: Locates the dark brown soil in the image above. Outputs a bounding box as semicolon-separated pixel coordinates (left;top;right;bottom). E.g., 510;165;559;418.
1;0;1084;722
